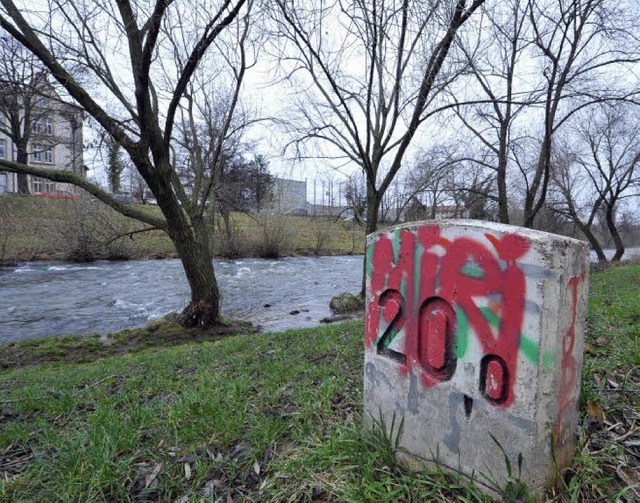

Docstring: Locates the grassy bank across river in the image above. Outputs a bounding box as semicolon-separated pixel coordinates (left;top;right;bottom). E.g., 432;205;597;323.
0;195;365;263
0;266;638;501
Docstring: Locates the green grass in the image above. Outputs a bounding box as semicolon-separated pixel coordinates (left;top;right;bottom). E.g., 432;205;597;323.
0;266;639;501
0;195;365;263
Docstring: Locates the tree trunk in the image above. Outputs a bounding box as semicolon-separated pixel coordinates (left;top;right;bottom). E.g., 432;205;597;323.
576;221;607;262
497;126;509;224
159;195;221;327
605;206;625;262
524;134;552;228
16;147;30;194
361;185;381;297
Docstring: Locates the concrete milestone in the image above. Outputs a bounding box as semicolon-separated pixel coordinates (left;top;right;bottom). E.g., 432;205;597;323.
364;220;589;494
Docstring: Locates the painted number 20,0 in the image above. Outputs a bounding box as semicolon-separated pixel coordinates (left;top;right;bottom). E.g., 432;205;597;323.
376;289;510;405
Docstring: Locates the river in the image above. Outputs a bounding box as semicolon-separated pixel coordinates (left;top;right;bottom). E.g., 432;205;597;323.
0;256;363;344
2;245;638;345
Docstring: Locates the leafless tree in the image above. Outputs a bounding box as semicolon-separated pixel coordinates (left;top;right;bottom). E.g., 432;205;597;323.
548;144;607;260
271;0;484;293
550;104;640;261
448;159;495;220
453;0;640;227
403;144;458;220
523;0;640;227
0;0;249;327
0;34;54;193
451;0;535;223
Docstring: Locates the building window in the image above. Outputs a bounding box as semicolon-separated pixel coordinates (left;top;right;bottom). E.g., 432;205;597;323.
33;144;43;163
32;144;52;163
32;119;41;134
0;139;4;159
44;147;54;164
36;96;49;107
32;177;43;193
44;118;53;135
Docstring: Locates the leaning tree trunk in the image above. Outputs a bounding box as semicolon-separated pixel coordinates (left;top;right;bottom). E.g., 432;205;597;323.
605;207;625;262
576;221;607;262
159;195;221;327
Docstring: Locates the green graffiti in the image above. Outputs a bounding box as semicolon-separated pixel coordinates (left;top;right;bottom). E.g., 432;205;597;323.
393;228;402;264
365;244;374;279
473;306;549;369
479;306;500;329
414;242;423;315
519;335;539;365
519;336;554;370
461;265;485;279
455;306;469;358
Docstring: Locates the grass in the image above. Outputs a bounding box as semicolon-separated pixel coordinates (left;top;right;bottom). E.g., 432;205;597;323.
0;266;639;501
0;195;364;263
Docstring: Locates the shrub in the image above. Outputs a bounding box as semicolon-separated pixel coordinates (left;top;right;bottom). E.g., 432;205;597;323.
254;213;292;259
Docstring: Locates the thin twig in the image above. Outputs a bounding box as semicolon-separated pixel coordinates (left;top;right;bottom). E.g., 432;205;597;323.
83;374;119;389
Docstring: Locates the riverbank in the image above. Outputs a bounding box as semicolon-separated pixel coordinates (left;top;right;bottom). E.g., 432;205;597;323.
1;265;638;500
0;195;365;264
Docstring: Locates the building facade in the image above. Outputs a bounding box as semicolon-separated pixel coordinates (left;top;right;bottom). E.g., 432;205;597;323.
0;79;84;195
270;177;309;214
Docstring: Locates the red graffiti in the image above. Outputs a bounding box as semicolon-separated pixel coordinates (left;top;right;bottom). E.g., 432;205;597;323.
556;273;586;442
366;225;530;407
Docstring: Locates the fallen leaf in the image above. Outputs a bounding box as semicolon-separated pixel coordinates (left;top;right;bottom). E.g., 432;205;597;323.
586;400;604;425
227;493;233;503
184;462;192;480
593;373;601;385
253;461;260;476
144;464;162;489
594;337;609;347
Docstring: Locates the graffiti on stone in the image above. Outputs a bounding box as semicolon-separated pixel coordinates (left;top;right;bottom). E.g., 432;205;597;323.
366;225;536;408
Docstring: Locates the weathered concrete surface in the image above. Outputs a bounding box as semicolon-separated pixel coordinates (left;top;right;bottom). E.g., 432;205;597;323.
364;220;589;494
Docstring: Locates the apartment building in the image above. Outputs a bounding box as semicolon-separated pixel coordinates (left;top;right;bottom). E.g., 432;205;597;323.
0;78;84;195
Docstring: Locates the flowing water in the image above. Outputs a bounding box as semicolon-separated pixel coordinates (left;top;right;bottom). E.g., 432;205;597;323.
2;245;637;345
0;256;363;344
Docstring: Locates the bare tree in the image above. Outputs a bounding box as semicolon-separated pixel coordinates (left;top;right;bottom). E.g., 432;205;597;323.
448;159;495;220
343;173;367;225
548;144;607;261
452;0;640;227
271;0;484;293
404;144;457;220
551;104;640;262
523;0;640;227
0;0;249;327
0;34;51;193
451;0;534;223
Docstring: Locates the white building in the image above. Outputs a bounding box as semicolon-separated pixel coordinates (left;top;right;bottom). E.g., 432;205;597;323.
0;78;84;195
270;177;309;214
